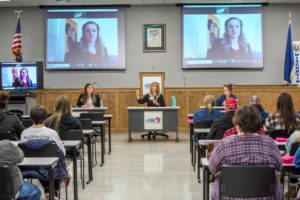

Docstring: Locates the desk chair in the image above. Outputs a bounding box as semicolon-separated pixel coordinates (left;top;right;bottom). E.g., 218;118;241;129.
60;130;85;189
8;109;23;120
0;130;19;141
79;118;101;166
220;165;276;198
192;120;213;169
268;129;290;139
141;131;169;140
0;165;23;200
18;142;69;200
22;118;33;129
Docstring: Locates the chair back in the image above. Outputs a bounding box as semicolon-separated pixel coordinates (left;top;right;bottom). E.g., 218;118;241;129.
79;118;94;130
0;165;23;200
268;129;290;139
22;118;33;129
0;131;15;141
8;110;23;120
290;142;300;156
194;120;213;129
18;142;58;157
220;165;276;198
80;112;104;121
60;129;84;148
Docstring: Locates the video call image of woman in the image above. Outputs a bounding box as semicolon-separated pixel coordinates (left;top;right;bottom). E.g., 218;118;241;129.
207;17;252;60
65;21;108;67
12;68;32;87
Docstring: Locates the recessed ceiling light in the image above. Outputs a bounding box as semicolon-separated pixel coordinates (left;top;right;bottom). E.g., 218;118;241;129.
0;0;10;2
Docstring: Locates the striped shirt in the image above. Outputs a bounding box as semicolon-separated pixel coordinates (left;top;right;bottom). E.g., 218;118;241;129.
209;134;282;200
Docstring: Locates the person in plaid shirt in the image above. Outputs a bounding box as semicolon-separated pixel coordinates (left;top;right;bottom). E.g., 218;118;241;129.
209;106;283;200
264;92;300;135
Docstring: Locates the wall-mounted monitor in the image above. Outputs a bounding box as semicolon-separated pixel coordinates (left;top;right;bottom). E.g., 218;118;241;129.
182;4;263;69
0;62;44;90
45;6;126;70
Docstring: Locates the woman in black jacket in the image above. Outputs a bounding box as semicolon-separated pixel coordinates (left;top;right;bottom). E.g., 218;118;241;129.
77;83;101;108
45;95;81;134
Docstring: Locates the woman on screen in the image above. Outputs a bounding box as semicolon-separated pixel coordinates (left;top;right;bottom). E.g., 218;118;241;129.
136;82;166;107
207;17;252;60
65;21;108;67
12;67;18;83
12;68;32;87
76;83;101;108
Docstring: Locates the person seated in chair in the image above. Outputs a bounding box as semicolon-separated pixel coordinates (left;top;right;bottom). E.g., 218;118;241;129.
193;95;222;141
207;98;237;139
209;106;283;200
136;82;166;140
21;105;66;200
0;93;24;139
0;140;41;200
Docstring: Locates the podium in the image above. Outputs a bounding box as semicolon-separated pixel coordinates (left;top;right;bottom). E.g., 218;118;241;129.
127;106;180;142
7;91;37;115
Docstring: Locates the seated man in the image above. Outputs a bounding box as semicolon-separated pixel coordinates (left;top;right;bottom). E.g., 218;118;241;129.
0;140;41;200
207;98;238;139
21;105;66;200
0;93;24;139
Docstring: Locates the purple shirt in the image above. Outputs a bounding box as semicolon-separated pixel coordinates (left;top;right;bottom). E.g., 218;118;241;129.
209;134;283;200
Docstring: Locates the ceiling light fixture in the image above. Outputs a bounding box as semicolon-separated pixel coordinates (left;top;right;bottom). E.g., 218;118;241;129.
56;0;70;3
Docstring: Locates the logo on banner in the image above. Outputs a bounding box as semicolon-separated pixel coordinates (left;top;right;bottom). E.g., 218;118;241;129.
144;111;163;130
292;41;300;85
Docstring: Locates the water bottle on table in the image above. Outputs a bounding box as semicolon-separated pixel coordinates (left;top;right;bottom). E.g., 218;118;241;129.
172;96;176;108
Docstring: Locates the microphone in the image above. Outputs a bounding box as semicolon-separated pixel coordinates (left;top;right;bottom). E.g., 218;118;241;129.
93;81;102;88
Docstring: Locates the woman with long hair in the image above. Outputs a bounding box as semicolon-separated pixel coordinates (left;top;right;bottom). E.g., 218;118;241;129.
46;95;81;134
136;82;165;107
264;92;300;134
215;83;237;106
207;17;252;60
77;83;101;108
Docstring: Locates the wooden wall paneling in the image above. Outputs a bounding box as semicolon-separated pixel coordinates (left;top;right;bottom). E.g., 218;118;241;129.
30;85;300;133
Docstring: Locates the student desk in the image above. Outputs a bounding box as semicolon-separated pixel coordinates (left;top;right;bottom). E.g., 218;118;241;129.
83;129;96;184
91;120;106;166
127;107;180;142
18;157;58;200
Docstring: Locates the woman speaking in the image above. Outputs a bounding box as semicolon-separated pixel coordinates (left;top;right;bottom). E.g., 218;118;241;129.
136;82;165;107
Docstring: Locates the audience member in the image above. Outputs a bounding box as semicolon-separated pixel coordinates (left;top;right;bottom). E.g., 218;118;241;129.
264;92;300;134
0;93;24;139
193;95;222;122
45;95;81;134
249;95;269;122
0;140;41;200
207;98;237;139
21;105;66;199
215;84;237;106
209;106;282;200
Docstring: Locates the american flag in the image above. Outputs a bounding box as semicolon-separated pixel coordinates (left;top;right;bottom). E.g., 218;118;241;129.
11;15;22;61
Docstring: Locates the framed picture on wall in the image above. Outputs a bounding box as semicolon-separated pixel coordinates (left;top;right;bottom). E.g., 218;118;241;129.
143;24;166;52
139;72;165;96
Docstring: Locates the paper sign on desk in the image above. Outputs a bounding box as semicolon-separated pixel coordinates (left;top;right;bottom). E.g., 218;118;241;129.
144;111;163;130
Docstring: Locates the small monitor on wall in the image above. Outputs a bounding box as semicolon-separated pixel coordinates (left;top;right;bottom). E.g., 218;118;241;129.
0;61;44;90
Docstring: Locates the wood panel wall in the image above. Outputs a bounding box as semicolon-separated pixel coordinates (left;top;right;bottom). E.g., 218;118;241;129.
31;85;300;133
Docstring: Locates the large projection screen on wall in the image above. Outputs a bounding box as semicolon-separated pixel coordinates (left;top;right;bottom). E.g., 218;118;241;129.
182;4;263;69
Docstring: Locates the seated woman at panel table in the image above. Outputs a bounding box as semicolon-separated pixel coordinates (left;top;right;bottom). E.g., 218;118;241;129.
76;83;102;108
21;105;67;200
45;95;81;135
209;106;283;200
215;83;237;106
136;82;166;140
136;82;166;107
